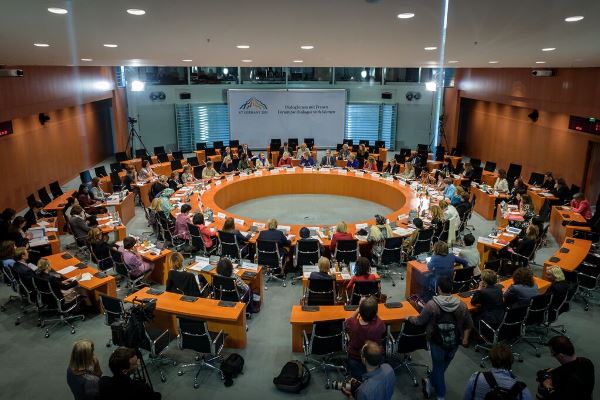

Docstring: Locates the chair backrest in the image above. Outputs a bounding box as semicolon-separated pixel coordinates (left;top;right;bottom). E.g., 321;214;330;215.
153;146;166;155
306;278;336;306
187;223;207;252
308;319;345;356
577;262;600;290
413;228;434;256
99;294;125;326
167;270;204;297
79;170;93;185
229;140;239;149
469;158;481;168
528;172;545;186
304;138;314;149
110;172;122;188
109;162;123;174
375;140;386;149
343;139;353;146
570;184;580;198
497;306;528;342
171;159;183;171
49;181;63;198
295;239;320;266
196;142;207;151
213;141;224;150
417;144;428;153
94;166;108;178
205;147;216;156
336;143;343;151
109;248;128;277
439;220;450;242
156;153;169;163
334;239;359;264
32;275;62;310
396;319;429;354
483;161;496;172
218;230;241;260
212;275;240;302
380;237;403;265
350;280;380;305
115;152;129;162
37;187;52;205
400;148;411;157
256;240;281;268
452;267;475;292
288;138;299;149
187;157;199;167
270;138;281;149
172;151;184;160
394;154;405;164
507;163;522;180
525;293;553;325
472;166;483;183
177;317;215;354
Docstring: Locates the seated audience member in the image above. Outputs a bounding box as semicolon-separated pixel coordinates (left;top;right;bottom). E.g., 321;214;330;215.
122;166;137;190
356;143;369;165
221;146;232;160
70;206;91;245
462;162;474;181
279;142;290;156
363;156;378;172
367;214;392;259
216;257;251;303
239;143;253;159
345;296;386;380
0;208;17;241
180;165;196;183
320;149;336;167
0;240;16;271
11;247;34;280
471;269;505;329
308;256;334;281
67;339;103;400
542;172;555;190
221;217;251;253
165;251;207;296
347;256;379;292
88;228;117;271
295;142;308;159
98;347;161;399
551;178;570;204
343;341;396;400
463;343;533;400
570;193;592;221
299;150;315;167
37;258;90;305
493;169;510;194
455;192;472;221
220;156;235;173
442;178;456;201
439;158;454;176
157;188;174;216
77;184;105;215
458;234;481;276
7;216;29;247
118;236;154;280
167;171;182;191
255;152;270;169
137;160;156;181
277;151;293;167
503;224;539;259
383;159;400;175
202;160;220;179
150;175;169;201
90;177;108;202
510;193;535;230
257;218;291;259
429;205;445;241
400;162;415;179
346;153;360;169
537;336;595;400
402;217;424;253
427;240;469;288
298;226;324;255
504;267;538;308
330;221;354;253
191;212;215;250
338;143;351;160
174;204;192;240
450;186;465;206
508;178;528;204
408;277;472;400
238;153;253;171
544;266;570;307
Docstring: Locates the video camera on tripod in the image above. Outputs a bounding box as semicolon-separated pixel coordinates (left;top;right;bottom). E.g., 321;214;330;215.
111;297;156;349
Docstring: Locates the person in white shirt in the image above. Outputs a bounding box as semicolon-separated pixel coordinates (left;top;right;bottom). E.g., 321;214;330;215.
493;169;509;193
138;160;156;181
458;233;481;276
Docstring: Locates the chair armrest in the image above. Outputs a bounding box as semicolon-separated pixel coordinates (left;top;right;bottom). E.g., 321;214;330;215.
478;319;496;343
302;330;310;355
153;329;171;354
212;329;225;355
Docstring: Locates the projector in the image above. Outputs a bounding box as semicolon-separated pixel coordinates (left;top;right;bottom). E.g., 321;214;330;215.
531;69;553;77
0;69;24;77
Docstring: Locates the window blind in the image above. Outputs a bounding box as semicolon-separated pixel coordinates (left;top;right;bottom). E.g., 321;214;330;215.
175;103;230;152
344;103;397;149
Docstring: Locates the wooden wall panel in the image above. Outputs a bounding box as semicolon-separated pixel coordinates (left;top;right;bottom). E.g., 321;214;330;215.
442;87;460;150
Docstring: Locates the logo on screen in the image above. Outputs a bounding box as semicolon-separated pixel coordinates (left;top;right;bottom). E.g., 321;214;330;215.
239;97;267;112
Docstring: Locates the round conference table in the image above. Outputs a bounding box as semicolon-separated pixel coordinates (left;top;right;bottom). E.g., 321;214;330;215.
177;167;420;239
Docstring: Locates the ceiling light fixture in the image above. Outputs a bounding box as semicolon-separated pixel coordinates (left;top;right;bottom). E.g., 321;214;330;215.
81;58;93;62
126;9;146;15
447;60;459;64
542;47;556;52
34;43;50;47
424;46;437;51
47;7;68;14
236;45;250;49
94;81;112;91
222;68;229;75
397;13;415;19
103;44;118;48
535;61;546;64
181;59;193;62
360;70;367;79
564;16;584;22
241;59;253;63
300;45;314;50
488;60;499;64
293;60;303;63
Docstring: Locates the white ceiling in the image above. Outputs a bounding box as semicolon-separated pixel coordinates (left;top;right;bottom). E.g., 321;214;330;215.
1;0;599;68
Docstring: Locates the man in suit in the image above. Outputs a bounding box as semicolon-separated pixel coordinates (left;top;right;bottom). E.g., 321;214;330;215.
11;247;35;280
238;143;253;159
320;149;336;167
69;205;91;246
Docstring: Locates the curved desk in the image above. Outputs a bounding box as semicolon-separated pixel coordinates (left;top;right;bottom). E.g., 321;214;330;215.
543;237;592;274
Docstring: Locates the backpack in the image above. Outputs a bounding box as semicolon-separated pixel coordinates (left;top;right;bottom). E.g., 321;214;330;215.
220;353;244;387
471;371;527;400
431;307;460;351
273;360;311;393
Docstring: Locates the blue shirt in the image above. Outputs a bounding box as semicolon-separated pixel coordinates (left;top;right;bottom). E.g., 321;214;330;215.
463;369;533;400
443;184;456;200
356;363;395;400
347;159;360;169
299;157;315;167
427;254;469;281
2;258;15;269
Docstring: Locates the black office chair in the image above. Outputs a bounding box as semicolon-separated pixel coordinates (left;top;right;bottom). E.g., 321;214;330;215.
176;316;225;388
394;154;406;165
37;187;53;206
49;181;63;198
134;148;148;159
89;243;114;272
352;144;359;152
304;138;315;149
94;166;108;178
452;267;475;293
108;162;122;174
166;270;208;298
171;159;183;171
154;146;166;155
99;294;125;347
483;161;496;172
33;275;85;338
400;148;412;157
156;153;169;163
196;142;207;151
187;157;199;167
475;306;528;367
139;320;174;383
212;141;224;150
212;275;241;302
218;231;248;262
270;138;281;150
256;240;286;287
79;170;93;185
411;228;434;257
294;239;321;279
521;293;553;356
349;280;380;305
26;194;37;207
375;237;403;284
472;166;484;183
303;319;346;388
205;147;217;157
228;139;239;149
305;279;336;306
333;239;359;265
110;172;123;192
528;172;545;186
15;274;39;326
545;282;578;335
570;184;581;198
358;139;369;146
575;261;600;311
343;139;353;146
386;321;430;386
172;151;184;160
188;223;216;257
288;138;299;149
507;163;522;180
375;140;385;150
469;158;481;168
336;143;343;152
115;151;129;162
110;248;145;293
0;265;29;315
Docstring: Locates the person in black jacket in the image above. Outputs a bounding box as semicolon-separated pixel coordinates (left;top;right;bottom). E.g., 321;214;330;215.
471;269;505;329
0;208;16;241
542;172;555;190
221;217;251;258
551;178;571;204
98;347;161;400
11;247;34;280
257;218;290;268
24;201;44;230
165;252;206;297
383;159;400;175
150;176;168;201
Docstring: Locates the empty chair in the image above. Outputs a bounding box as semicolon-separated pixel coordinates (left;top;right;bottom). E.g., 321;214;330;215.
229;140;239;149
256;240;285;286
471;166;484;183
115;151;129;162
386;321;430;386
269;138;281;149
304;138;315;149
171;159;183;171
507;163;522;180
521;293;553;356
400;148;412;157
110;172;123;192
483;161;496;172
37;187;53;206
288;138;299;149
333;239;359;265
157;153;169;163
205;147;217;157
49;181;63;198
79;170;93;185
187;157;199;167
138;321;174;383
135;149;149;158
99;295;125;347
349;280;381;305
336;143;343;151
94;166;108;178
302;319;346;388
213;141;224;150
475;306;528;367
528;172;545;186
374;140;385;149
570;184;580;198
305;279;336;306
452;267;475;293
172;151;184;160
294;239;321;269
375;237;403;284
196;142;207;151
154;146;166;155
417;144;428;152
176;317;225;388
469;158;481;168
109;162;123;174
575;261;600;311
394;154;406;164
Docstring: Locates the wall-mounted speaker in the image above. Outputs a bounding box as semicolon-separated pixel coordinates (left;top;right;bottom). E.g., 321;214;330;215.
179;92;191;100
149;91;166;101
381;92;392;100
405;91;422;101
528;109;539;122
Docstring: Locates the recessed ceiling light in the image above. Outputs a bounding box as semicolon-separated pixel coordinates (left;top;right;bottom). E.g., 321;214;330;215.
103;44;118;48
126;9;146;15
34;43;50;47
542;47;556;52
535;61;546;64
397;13;415;19
488;61;499;64
181;59;193;62
236;45;250;49
564;16;584;22
81;58;93;62
300;45;314;50
448;60;459;64
293;60;303;63
241;59;253;63
47;7;68;14
424;46;437;51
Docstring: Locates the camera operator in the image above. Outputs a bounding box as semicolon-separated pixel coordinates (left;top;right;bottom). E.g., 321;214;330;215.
341;340;395;400
536;336;594;400
98;347;161;400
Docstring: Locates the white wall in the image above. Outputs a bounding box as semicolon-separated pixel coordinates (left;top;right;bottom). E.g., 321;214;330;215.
126;79;434;151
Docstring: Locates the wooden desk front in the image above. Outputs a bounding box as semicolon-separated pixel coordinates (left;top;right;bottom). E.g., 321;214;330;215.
543;237;591;274
549;206;588;245
472;189;508;220
43;190;77;235
125;288;247;348
481;171;497;187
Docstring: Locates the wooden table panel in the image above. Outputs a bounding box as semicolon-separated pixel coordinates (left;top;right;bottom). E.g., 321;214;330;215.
543;237;591;274
549;206;588;245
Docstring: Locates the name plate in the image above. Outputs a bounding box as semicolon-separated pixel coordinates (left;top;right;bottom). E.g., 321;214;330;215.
234;218;245;226
355;171;364;177
226;175;234;182
320;168;331;173
355;223;368;231
338;169;347;175
217;212;226;219
286;168;295;173
385;176;394;182
254;171;263;176
270;169;279;174
205;184;211;190
303;167;313;172
215;180;222;186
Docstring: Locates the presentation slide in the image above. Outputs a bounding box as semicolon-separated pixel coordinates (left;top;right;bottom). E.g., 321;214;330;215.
228;89;346;149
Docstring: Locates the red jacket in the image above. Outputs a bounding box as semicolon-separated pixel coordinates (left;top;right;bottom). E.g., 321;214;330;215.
330;231;354;252
278;157;292;167
571;199;592;220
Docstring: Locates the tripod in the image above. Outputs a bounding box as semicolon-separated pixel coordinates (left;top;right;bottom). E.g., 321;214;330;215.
126;118;149;159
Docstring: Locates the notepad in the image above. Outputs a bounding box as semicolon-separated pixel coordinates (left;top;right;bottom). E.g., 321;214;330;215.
78;273;93;282
57;266;78;275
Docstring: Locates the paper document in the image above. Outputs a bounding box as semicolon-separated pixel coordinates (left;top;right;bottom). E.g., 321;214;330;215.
79;273;93;282
234;218;245;226
241;261;259;271
393;228;415;236
29;237;49;247
340;272;352;280
355;223;368;231
57;266;78;275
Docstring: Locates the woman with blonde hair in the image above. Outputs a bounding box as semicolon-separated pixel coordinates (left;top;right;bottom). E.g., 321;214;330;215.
439;199;459;245
367;215;393;259
330;221;354;252
309;256;335;280
66;339;102;400
363;156;378;172
36;258;90;305
165;251;207;297
278;151;292;167
220;155;235;173
400;161;415;179
430;204;445;241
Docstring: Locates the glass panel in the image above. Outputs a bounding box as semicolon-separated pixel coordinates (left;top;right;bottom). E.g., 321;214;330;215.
137;67;188;84
335;67;381;83
190;67;238;84
420;68;434;83
287;67;332;82
384;68;420;83
241;67;286;83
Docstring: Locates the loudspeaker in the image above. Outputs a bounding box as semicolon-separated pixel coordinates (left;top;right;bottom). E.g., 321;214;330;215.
179;92;191;100
381;92;392;100
528;109;539;122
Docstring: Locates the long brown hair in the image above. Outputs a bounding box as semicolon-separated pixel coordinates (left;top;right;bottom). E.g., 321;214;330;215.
69;339;99;375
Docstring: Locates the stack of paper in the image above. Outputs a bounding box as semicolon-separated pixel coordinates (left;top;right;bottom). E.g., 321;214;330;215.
57;266;78;275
